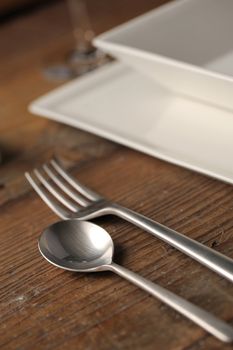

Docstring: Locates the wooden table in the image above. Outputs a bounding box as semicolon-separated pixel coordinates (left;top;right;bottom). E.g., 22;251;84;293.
1;1;233;349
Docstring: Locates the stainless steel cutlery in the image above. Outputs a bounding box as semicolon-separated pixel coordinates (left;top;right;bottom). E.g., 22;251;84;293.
25;159;233;282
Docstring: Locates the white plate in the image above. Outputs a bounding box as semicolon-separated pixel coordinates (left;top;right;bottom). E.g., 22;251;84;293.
30;62;233;184
94;0;233;111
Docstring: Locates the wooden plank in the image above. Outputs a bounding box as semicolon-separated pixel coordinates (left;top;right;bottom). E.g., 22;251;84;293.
0;1;232;349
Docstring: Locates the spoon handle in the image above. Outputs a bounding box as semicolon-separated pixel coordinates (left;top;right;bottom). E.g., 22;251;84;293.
110;204;233;283
108;262;233;343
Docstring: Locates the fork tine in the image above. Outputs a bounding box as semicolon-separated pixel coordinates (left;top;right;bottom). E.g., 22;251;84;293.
43;164;90;207
34;169;79;212
50;159;102;201
25;172;70;220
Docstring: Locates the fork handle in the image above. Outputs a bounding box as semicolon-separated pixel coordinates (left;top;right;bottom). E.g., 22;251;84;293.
108;263;233;342
110;204;233;283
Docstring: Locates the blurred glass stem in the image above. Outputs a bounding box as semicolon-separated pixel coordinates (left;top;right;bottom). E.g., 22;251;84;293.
68;0;95;54
43;0;108;81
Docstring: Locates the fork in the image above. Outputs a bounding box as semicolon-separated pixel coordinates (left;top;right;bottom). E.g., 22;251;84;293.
25;159;233;283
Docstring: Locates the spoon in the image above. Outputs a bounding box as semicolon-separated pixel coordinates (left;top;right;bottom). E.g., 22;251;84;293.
38;220;233;342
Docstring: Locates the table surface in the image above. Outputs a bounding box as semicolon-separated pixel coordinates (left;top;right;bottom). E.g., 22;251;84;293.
0;1;233;349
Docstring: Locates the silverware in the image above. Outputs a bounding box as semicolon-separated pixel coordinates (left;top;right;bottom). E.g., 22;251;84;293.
25;159;233;283
38;219;233;342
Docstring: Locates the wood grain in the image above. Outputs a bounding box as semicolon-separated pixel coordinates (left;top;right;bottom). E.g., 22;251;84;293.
0;1;233;349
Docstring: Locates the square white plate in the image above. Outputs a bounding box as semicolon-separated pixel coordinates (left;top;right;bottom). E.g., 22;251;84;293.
94;0;233;111
30;62;233;184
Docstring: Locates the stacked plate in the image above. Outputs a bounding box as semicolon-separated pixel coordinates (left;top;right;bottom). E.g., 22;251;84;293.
30;0;233;183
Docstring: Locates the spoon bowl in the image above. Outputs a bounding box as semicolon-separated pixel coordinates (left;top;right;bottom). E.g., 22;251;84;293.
39;220;113;272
